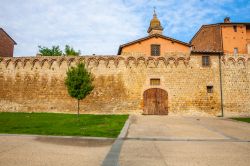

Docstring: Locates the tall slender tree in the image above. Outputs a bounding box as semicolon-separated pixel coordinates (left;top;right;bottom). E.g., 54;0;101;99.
65;63;94;117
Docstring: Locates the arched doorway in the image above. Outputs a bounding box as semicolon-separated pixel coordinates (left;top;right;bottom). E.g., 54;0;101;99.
143;88;168;115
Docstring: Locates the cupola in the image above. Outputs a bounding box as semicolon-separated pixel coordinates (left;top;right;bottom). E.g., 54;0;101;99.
147;9;163;35
224;17;231;23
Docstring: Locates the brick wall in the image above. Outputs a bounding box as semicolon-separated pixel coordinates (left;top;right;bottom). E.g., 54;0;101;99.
0;30;15;57
0;54;249;117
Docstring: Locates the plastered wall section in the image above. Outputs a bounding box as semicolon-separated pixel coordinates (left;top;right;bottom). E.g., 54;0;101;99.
221;25;248;54
0;54;249;116
246;28;250;54
121;37;190;56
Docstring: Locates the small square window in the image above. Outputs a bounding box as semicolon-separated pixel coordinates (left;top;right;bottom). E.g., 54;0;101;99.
202;56;210;67
207;86;213;93
233;25;237;32
150;78;160;85
151;44;160;56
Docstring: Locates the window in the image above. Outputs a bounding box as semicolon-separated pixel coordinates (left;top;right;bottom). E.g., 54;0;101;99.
207;86;213;93
202;56;210;67
233;25;237;32
234;47;238;54
150;78;160;85
151;44;160;56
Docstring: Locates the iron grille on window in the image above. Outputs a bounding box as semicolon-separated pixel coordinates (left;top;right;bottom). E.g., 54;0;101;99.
202;56;210;67
151;44;160;56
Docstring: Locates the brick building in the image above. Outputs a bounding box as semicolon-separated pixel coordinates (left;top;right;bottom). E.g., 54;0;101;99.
0;28;16;57
190;17;250;54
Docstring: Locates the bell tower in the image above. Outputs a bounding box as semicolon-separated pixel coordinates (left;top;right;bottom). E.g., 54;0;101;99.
147;8;163;35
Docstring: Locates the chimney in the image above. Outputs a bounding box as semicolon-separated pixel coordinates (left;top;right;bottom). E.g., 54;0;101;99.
224;17;231;23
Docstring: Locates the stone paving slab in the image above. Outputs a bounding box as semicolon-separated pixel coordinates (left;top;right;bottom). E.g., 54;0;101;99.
127;116;229;140
0;135;113;166
120;140;250;166
189;117;250;140
119;115;250;166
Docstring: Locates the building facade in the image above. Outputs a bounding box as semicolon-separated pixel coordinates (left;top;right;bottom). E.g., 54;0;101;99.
118;11;191;56
0;14;249;117
0;28;16;57
190;17;250;54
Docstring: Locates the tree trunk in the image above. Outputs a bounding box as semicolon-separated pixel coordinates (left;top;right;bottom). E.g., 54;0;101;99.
77;99;80;118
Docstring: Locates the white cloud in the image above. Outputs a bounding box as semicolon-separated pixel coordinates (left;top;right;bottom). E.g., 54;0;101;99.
0;0;249;56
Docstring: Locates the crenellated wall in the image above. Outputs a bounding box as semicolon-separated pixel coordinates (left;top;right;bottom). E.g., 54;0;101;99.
0;54;249;116
221;54;250;116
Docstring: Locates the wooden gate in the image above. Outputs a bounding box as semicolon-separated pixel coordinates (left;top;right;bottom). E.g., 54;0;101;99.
143;88;168;115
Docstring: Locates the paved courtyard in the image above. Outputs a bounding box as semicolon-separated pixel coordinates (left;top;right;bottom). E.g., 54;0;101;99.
119;116;250;166
0;116;250;166
0;135;113;166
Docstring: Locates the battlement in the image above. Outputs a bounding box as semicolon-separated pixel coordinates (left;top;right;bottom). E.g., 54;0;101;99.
1;54;250;70
222;54;250;65
1;54;250;73
0;54;249;116
0;55;192;69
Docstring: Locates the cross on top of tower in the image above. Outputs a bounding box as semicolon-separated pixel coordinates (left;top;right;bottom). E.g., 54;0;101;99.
147;7;163;35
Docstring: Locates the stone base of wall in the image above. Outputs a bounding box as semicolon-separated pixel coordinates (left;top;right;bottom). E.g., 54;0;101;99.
2;99;249;117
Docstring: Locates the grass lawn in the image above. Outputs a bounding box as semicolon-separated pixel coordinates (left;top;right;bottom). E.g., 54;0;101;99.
231;117;250;123
0;112;128;138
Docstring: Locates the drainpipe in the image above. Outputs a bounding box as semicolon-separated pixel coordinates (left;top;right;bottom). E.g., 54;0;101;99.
219;53;224;117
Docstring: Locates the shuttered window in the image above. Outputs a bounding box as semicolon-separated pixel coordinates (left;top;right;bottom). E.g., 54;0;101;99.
151;44;160;56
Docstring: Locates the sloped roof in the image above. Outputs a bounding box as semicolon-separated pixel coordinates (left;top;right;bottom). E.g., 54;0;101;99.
118;34;191;55
0;28;17;45
190;22;250;43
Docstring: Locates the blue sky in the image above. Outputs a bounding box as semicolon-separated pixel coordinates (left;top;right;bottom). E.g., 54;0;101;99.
1;0;250;56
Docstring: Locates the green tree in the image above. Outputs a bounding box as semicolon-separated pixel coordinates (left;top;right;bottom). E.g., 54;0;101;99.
38;46;62;56
65;63;94;117
64;45;80;56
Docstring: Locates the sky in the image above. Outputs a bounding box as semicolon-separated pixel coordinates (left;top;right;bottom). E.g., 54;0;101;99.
1;0;250;57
